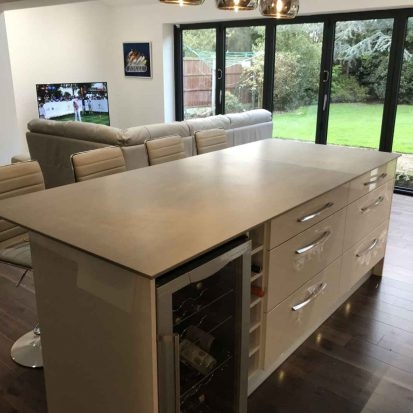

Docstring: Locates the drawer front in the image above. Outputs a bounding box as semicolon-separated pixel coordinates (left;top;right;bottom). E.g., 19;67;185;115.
269;184;348;249
341;222;388;294
344;181;394;251
348;160;396;203
264;259;341;370
266;209;345;312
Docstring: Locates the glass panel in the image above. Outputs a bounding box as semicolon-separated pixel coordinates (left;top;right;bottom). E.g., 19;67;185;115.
174;262;238;412
224;26;265;114
183;29;216;119
328;19;394;149
273;23;324;141
393;18;413;191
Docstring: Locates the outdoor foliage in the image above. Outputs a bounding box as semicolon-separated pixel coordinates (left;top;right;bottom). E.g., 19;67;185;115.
274;24;322;111
331;65;368;103
182;18;413;112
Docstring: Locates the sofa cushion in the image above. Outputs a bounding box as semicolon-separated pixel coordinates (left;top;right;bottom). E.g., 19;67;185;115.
226;109;272;128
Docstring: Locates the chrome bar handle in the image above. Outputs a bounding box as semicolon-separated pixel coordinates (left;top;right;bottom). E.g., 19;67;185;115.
297;202;334;223
363;172;387;186
295;231;331;255
361;196;385;213
356;238;378;258
292;282;327;311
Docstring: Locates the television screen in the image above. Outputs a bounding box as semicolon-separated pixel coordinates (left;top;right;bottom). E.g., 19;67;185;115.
36;82;110;126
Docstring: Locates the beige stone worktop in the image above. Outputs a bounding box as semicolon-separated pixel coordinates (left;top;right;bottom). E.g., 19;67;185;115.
0;139;398;278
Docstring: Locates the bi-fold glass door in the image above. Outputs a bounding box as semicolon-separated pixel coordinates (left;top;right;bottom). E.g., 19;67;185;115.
179;24;266;120
176;10;413;194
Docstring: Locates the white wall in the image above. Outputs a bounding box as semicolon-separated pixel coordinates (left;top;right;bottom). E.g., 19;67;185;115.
0;13;19;165
3;0;413;157
4;1;111;152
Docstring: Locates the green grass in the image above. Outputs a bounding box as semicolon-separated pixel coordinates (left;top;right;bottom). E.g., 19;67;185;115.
273;103;413;154
49;113;110;126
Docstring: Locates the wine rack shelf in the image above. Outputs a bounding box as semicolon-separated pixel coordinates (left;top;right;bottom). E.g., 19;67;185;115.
247;223;268;388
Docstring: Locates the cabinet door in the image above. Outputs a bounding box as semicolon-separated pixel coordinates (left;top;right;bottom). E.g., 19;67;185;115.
266;209;345;312
264;259;341;370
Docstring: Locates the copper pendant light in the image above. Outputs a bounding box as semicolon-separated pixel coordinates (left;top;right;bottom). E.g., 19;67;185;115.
259;0;299;19
215;0;258;11
159;0;205;5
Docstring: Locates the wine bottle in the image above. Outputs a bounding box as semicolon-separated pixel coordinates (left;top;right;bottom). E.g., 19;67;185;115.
180;339;217;375
185;325;226;359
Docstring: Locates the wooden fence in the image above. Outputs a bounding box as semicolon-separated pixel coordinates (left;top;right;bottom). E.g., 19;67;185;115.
183;58;251;107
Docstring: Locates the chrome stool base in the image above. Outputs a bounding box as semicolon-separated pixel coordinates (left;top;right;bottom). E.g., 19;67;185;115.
11;328;43;368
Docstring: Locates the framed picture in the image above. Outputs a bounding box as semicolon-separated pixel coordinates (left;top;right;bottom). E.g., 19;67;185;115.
123;42;152;78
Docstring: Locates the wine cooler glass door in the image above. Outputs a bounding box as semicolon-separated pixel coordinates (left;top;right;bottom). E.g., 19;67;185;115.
157;239;250;413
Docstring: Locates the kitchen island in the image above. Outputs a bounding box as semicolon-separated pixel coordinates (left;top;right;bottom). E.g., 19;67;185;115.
0;139;399;412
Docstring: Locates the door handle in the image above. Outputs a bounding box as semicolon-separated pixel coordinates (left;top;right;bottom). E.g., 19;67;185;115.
217;68;223;80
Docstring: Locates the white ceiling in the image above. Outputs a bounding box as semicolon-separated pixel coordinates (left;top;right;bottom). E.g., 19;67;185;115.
0;0;155;12
0;0;91;11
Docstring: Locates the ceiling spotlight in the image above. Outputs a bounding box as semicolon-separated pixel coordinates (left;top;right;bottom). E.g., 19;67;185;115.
215;0;258;11
159;0;205;5
259;0;299;19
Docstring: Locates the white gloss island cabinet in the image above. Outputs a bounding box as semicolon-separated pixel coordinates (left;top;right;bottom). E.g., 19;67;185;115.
0;139;398;413
247;159;397;392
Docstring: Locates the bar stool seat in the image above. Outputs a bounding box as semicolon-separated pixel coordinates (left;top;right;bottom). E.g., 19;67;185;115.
0;239;31;268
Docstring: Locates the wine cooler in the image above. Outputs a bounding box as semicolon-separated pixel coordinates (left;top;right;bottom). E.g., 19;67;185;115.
156;238;251;413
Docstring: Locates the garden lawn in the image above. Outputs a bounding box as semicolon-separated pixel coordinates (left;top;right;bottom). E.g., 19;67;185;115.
50;113;110;126
273;103;413;154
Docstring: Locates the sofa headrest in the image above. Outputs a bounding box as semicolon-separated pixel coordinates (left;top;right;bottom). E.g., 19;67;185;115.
226;109;272;128
186;115;230;135
121;126;151;146
28;119;124;145
146;122;191;140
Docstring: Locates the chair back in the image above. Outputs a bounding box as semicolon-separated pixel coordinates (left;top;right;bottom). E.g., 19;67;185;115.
0;161;45;247
71;146;126;182
145;136;187;166
195;128;228;155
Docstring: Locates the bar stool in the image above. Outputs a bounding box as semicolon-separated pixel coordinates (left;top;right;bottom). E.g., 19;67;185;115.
145;136;187;165
70;146;126;182
0;160;45;368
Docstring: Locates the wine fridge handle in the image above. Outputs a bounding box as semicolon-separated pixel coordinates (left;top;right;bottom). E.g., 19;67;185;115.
188;242;250;283
173;334;180;413
158;334;181;413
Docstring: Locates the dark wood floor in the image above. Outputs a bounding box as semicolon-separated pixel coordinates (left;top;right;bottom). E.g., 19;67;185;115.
0;195;412;412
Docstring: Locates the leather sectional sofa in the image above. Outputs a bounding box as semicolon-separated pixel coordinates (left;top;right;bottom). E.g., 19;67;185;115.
26;109;273;188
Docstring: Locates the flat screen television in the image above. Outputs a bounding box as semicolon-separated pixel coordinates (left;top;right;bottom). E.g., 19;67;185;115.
36;82;110;126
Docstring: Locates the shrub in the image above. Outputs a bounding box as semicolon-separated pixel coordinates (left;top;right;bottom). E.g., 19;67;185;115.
331;65;368;103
